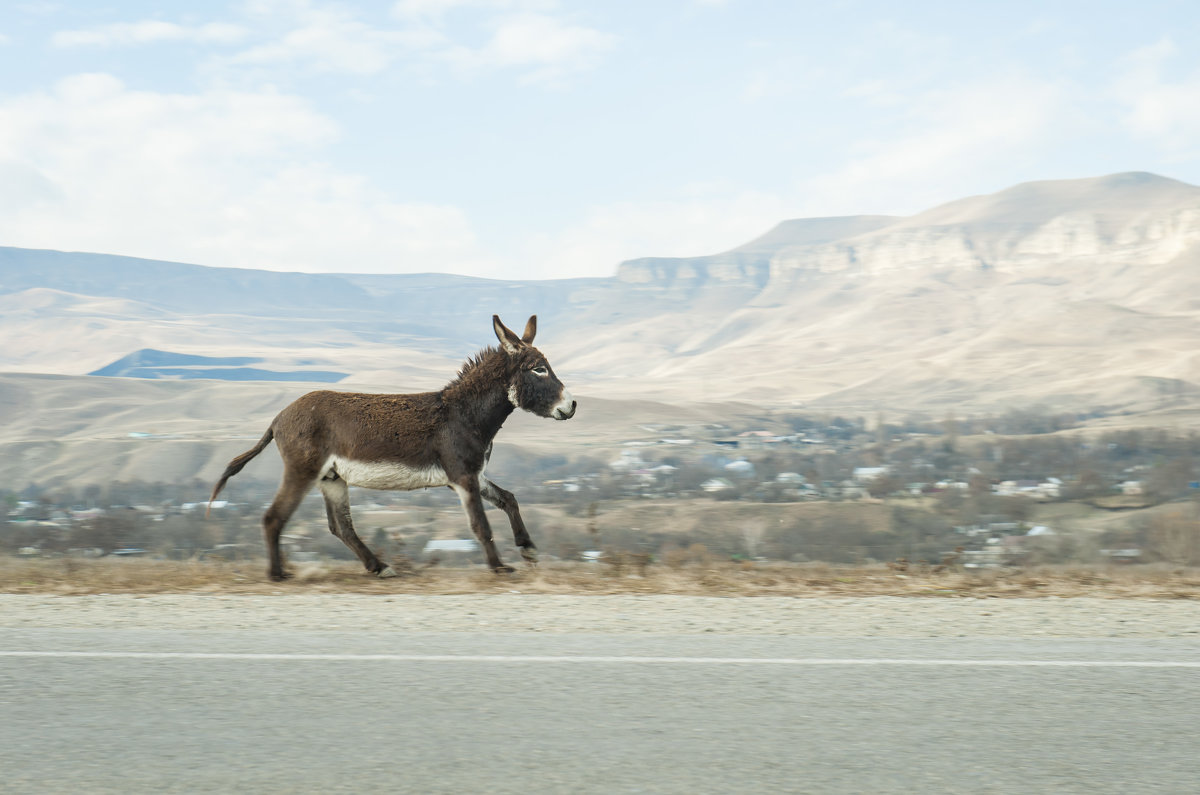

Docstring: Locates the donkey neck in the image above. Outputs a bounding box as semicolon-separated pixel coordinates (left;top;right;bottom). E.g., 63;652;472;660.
441;350;517;440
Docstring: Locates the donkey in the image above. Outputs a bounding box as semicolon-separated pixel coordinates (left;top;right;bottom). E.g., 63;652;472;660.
208;315;576;581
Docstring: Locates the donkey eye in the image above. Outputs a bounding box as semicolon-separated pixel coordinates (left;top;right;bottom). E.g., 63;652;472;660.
532;366;549;377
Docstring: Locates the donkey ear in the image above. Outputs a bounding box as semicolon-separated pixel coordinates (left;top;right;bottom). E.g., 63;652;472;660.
493;314;523;355
521;315;537;344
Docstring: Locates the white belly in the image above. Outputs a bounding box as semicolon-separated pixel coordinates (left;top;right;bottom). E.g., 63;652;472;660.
324;456;449;491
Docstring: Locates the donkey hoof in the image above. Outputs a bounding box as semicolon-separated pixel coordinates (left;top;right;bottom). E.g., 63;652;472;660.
520;546;539;564
378;566;400;579
493;565;516;574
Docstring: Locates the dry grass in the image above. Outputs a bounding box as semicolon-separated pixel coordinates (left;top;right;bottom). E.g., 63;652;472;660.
2;556;1199;599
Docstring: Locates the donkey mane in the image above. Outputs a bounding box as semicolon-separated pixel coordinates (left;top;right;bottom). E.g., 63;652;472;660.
448;345;505;386
441;346;517;412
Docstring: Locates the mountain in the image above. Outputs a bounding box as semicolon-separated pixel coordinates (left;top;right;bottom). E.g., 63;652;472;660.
0;255;596;386
580;172;1200;411
3;171;1200;418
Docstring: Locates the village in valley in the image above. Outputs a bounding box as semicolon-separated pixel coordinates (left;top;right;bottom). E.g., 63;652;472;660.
5;408;1198;570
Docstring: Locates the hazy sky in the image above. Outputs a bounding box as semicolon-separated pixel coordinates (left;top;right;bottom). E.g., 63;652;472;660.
1;1;1199;279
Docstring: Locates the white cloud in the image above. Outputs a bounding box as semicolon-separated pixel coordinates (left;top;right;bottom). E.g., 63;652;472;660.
444;12;615;83
44;2;612;85
222;3;443;75
798;75;1068;216
392;0;557;21
1115;38;1200;156
482;13;612;68
524;188;796;279
390;1;615;84
52;20;248;47
0;74;491;275
205;0;611;83
535;73;1075;278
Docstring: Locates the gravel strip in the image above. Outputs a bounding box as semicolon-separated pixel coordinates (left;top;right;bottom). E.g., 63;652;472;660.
2;594;1199;638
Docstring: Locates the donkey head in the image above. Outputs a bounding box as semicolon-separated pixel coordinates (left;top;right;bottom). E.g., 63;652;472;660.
493;314;576;421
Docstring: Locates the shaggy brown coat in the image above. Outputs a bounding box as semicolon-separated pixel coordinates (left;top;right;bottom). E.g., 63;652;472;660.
209;315;575;580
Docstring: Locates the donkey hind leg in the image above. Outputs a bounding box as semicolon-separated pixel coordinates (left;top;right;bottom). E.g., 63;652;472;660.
262;471;317;582
318;474;396;577
449;479;513;573
480;478;537;564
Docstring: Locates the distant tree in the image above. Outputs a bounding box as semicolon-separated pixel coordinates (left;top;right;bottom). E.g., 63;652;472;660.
941;411;958;453
866;474;903;499
83;484;104;509
1068;470;1110;499
967;473;991;498
69;511;148;555
1144;457;1195;502
1146;508;1200;566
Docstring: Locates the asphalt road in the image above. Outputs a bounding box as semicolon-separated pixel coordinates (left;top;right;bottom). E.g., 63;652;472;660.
2;629;1198;794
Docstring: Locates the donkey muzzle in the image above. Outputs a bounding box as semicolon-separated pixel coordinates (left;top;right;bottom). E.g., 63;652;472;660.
553;399;577;421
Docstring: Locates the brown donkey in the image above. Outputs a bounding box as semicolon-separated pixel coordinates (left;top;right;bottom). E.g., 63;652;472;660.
209;315;576;580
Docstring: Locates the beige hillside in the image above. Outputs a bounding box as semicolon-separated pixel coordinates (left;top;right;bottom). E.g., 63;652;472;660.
3;172;1200;488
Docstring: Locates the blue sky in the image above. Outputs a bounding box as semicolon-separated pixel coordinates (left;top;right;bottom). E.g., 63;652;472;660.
1;1;1199;279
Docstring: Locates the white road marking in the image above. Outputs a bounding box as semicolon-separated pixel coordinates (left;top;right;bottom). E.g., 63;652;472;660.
0;651;1197;667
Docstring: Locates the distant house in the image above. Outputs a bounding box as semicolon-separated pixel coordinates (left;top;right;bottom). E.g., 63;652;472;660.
852;466;889;483
994;480;1061;499
838;481;869;500
422;539;480;553
181;500;228;512
724;459;756;478
701;478;734;493
737;431;781;450
609;450;647;471
1038;479;1063;498
650;464;679;475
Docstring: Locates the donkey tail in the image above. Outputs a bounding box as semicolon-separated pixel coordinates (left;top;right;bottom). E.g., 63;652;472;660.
207;426;275;518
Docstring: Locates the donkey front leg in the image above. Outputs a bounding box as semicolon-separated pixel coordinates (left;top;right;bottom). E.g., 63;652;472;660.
480;478;537;564
450;479;513;573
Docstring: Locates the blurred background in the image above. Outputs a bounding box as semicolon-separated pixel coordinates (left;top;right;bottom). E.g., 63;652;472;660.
3;1;1200;571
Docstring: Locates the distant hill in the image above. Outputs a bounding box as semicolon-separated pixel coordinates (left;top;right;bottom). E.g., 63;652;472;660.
3;171;1200;416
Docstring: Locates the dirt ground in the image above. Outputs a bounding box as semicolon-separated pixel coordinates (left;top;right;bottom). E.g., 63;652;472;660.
2;557;1199;599
4;559;1199;639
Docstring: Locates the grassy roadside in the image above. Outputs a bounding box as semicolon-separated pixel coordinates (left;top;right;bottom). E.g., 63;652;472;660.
2;557;1199;598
